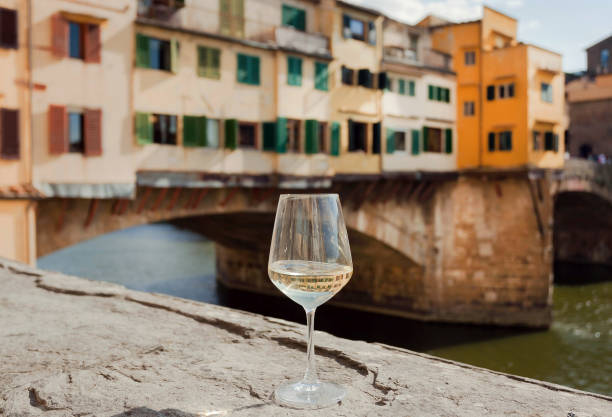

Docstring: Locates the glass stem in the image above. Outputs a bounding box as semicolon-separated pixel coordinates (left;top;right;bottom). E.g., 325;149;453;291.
302;308;318;384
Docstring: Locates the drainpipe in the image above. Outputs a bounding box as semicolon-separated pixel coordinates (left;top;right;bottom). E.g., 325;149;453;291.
27;0;33;184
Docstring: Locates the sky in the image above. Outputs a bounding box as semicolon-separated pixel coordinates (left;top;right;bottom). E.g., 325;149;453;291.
348;0;612;72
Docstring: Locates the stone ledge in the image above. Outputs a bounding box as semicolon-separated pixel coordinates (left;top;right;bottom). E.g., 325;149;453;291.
0;257;610;417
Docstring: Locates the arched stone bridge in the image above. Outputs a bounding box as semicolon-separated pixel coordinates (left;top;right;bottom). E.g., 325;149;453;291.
37;169;556;328
553;159;612;282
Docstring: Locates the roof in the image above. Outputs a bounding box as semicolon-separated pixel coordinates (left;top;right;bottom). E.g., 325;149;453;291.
586;34;612;51
336;0;382;17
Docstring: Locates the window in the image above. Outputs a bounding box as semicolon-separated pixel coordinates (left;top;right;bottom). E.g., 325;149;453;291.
533;131;541;151
408;80;415;96
498;131;512;151
424;127;442;152
341;66;354;85
0;109;19;159
68;111;84;152
386;77;393;92
541;83;553;103
398;79;406;95
286;119;301;152
601;49;609;71
287;56;302;86
238;122;257;148
348;120;367;152
0;8;18;49
220;0;244;38
318;121;327;153
207;119;220;148
282;4;306;31
394;131;406;152
197;46;220;79
69;22;82;58
544;131;559;151
498;83;515;99
428;85;450;102
463;101;475;116
342;14;373;43
357;69;373;88
51;15;101;62
486;85;495;101
237;53;260;85
152;114;177;145
488;132;496;151
465;51;476;66
136;34;175;71
315;62;328;91
409;34;418;52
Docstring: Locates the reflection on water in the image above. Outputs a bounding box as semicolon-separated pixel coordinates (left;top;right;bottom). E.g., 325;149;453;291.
38;223;612;396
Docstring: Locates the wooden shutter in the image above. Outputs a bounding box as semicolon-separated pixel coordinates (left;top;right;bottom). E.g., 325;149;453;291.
170;38;179;73
315;62;328;91
183;116;199;147
262;122;276;151
251;56;260;85
275;117;287;153
487;85;495;101
330;122;340;156
282;5;294;27
377;72;387;91
445;128;452;154
231;0;244;38
84;108;102;156
428;85;434;100
84;24;101;63
372;122;381;154
411;129;420;155
488;132;496;151
422;126;429;152
136;34;149;68
553;133;559;152
219;0;231;36
386;128;394;154
210;48;220;78
296;8;306;31
342;14;350;38
305;119;318;154
399;79;406;95
224;119;237;149
48;105;67;154
135;112;153;144
237;53;248;83
197;116;207;146
347;119;355;150
0;8;18;48
0;109;19;159
51;14;68;57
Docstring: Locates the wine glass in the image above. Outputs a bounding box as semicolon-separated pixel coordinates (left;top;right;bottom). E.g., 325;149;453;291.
268;193;353;409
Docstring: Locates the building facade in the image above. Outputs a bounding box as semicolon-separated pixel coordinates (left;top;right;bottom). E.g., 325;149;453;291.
425;6;565;170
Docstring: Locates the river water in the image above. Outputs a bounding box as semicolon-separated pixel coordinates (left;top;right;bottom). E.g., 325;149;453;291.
38;223;612;396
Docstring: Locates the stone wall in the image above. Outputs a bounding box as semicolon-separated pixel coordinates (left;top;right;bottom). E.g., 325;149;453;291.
568;98;612;158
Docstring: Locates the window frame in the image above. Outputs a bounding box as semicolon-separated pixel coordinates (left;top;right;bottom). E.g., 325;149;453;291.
197;45;221;79
343;14;373;43
464;51;476;66
152;113;178;145
68;110;85;153
286;118;302;153
236;53;260;85
393;130;407;152
463;101;475;116
348;120;368;153
541;82;553;103
287;55;302;86
238;121;258;149
282;4;306;31
0;7;18;49
424;127;443;153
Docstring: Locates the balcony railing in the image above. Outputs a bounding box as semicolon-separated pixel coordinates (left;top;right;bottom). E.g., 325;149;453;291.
274;26;330;56
383;47;453;72
383;46;419;65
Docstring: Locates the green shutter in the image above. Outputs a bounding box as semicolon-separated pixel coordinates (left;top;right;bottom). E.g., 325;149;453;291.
436;86;442;101
445;128;452;154
399;79;406;95
296;8;306;31
276;117;287;153
263;122;276;151
315;62;328;91
135;112;153;144
183;116;198;147
305;119;319;154
250;56;260;85
170;38;179;74
136;34;149;68
411;129;420;155
408;80;415;96
330;122;340;156
287;56;302;86
282;5;306;31
386;128;395;154
210;48;220;78
197;116;207;146
237;53;248;83
446;88;451;103
422;126;429;151
224;119;237;149
428;85;434;100
197;46;206;77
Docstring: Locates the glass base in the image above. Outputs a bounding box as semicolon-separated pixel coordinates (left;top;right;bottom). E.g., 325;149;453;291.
274;380;346;409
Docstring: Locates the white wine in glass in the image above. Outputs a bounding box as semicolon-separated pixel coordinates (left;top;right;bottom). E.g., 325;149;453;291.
268;194;353;409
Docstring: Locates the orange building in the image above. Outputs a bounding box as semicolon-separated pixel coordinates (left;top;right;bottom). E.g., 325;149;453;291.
422;6;565;170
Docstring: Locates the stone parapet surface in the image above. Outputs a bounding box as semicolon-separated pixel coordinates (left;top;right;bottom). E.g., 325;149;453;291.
0;258;610;417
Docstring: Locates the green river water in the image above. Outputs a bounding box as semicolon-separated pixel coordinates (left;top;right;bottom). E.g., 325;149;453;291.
38;223;612;397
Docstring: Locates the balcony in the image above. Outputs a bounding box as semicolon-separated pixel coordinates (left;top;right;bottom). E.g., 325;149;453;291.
383;47;453;72
274;26;330;57
137;0;185;21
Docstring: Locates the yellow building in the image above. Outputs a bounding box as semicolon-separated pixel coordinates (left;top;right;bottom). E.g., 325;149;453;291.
424;6;565;170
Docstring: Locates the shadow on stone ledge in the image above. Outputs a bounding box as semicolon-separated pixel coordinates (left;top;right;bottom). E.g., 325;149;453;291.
112;404;269;417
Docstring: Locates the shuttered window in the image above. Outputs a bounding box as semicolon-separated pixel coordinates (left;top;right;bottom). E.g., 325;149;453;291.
275;117;287;153
408;80;415;96
287;56;302;86
224;119;237;149
198;46;220;79
51;14;68;57
135;34;176;71
220;0;244;38
314;62;328;91
183;115;207;147
357;69;373;88
498;131;512;151
282;4;306;31
84;108;102;156
428;85;434;100
52;16;100;62
0;8;18;49
305;119;318;154
0;109;19;159
411;129;420;155
428;85;450;102
386;128;394;154
445;128;452;154
330;122;340;156
237;53;260;85
398;79;406;95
